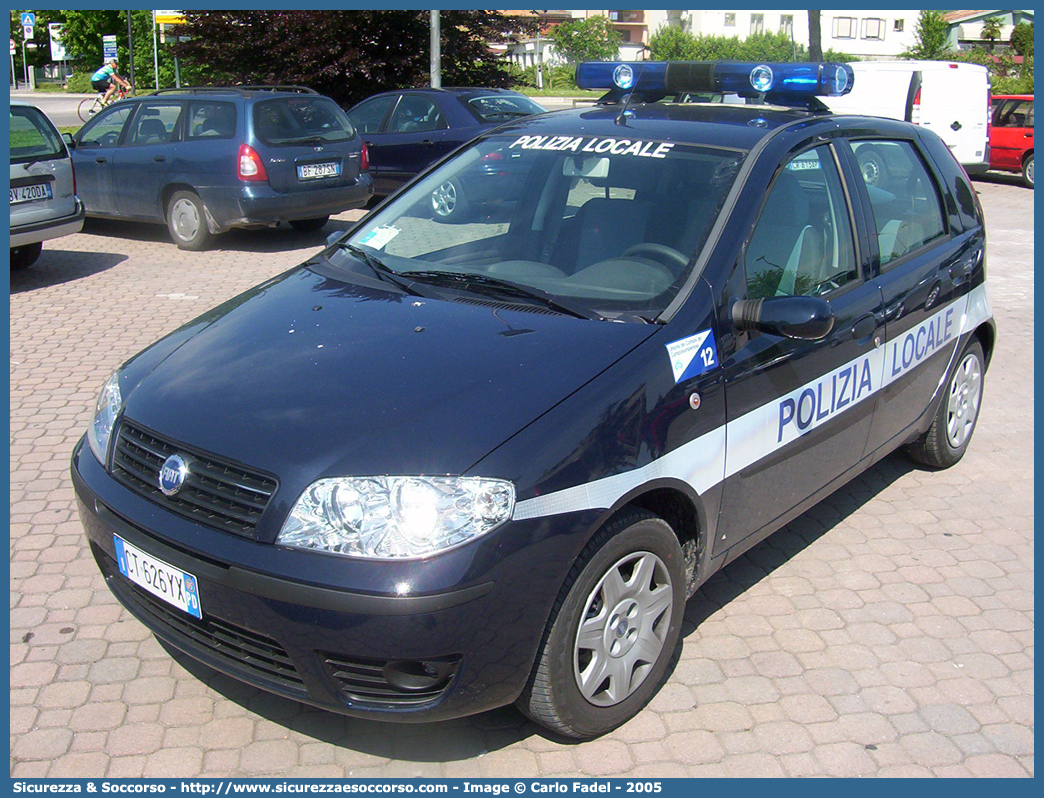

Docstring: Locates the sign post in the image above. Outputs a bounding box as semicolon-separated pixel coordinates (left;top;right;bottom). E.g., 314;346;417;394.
10;38;16;89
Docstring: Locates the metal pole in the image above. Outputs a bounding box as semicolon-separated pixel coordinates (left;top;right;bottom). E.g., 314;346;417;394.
126;10;136;89
22;40;28;88
152;12;159;89
535;12;543;89
430;10;441;88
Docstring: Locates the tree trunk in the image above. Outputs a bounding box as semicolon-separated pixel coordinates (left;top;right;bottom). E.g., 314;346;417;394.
808;11;823;61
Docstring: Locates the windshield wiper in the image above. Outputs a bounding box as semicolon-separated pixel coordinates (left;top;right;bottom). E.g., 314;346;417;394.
404;271;603;321
339;244;420;295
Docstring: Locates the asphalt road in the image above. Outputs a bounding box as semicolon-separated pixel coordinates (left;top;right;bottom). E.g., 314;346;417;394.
8;175;1034;778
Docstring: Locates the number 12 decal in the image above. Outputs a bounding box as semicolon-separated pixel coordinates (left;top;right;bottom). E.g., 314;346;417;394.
665;328;719;383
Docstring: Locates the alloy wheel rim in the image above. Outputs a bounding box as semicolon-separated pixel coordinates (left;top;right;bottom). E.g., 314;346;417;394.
573;550;673;707
171;198;200;241
431;181;457;216
945;352;982;449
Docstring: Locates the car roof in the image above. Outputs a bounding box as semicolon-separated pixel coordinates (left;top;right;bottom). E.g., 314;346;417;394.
474;101;819;152
363;87;526;100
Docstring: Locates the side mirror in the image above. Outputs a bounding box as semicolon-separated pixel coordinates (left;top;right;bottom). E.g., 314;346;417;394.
62;133;76;149
731;295;834;341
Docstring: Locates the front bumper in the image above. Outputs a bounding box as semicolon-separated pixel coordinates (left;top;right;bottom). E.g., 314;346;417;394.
198;174;374;232
71;437;592;722
10;198;86;248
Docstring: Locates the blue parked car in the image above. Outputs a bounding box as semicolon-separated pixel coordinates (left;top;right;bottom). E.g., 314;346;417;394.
71;86;373;250
346;88;546;215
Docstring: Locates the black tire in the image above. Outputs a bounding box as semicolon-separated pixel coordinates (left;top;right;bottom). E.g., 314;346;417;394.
10;242;43;270
289;216;330;232
430;178;468;222
905;339;985;469
517;508;686;739
857;146;889;188
1022;153;1033;188
165;190;212;251
77;97;101;123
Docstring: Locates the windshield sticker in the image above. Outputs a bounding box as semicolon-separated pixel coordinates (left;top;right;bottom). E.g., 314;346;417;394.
509;135;675;159
357;226;400;250
666;329;718;383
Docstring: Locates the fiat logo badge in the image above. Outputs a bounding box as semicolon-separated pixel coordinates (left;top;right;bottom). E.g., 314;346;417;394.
158;454;190;497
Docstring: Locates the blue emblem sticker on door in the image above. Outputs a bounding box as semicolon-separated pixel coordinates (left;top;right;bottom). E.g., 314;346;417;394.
666;329;718;383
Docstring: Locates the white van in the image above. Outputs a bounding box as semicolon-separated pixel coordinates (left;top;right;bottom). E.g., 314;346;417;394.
822;61;990;177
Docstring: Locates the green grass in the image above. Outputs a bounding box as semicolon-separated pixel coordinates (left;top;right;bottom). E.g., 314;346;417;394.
30;82;67;93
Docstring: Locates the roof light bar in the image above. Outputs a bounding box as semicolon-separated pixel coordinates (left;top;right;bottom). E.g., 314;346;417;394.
576;60;855;102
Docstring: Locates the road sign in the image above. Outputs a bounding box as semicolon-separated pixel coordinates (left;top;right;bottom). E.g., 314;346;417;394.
23;25;33;41
102;34;117;62
154;10;186;25
21;12;35;28
10;39;15;56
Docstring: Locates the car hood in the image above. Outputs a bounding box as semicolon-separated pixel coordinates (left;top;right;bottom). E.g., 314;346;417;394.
120;265;655;512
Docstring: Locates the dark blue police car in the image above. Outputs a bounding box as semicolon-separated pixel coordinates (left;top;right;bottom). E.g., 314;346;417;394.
72;62;995;739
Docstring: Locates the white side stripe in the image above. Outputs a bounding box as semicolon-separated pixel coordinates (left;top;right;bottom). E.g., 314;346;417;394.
512;284;991;521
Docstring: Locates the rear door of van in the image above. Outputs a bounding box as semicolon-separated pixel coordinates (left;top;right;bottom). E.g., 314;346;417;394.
916;65;990;171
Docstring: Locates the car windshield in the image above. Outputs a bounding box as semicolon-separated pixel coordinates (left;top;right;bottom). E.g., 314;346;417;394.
330;133;744;320
465;95;547;123
253;97;356;146
10;106;64;163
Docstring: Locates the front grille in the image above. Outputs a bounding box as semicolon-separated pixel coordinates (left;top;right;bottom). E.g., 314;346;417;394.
100;546;306;694
111;420;277;538
324;654;458;707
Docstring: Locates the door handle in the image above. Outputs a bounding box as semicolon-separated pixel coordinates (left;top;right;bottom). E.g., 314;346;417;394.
154;156;166;162
851;313;877;340
951;120;962;131
1026;132;1034;138
95;157;107;164
421;139;435;146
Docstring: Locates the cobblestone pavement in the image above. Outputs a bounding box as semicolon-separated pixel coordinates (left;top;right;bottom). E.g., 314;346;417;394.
10;179;1033;778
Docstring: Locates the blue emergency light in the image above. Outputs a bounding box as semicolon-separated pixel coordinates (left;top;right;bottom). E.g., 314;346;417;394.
576;60;855;106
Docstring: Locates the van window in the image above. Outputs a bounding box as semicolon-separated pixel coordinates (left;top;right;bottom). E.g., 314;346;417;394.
851;140;946;268
745;146;858;299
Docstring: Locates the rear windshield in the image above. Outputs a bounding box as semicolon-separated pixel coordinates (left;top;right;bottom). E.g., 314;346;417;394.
10;106;64;164
464;95;547;124
252;97;356;146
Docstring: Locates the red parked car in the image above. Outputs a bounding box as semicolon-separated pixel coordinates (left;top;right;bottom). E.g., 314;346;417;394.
990;94;1033;186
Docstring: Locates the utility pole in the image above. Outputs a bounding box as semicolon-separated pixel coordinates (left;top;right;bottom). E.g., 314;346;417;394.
126;10;136;90
430;10;441;88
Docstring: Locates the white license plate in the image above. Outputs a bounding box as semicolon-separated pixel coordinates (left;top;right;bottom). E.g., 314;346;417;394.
298;161;340;180
114;534;202;619
10;183;53;205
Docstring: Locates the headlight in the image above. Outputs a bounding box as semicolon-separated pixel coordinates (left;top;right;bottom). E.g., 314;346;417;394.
277;476;515;559
87;371;122;464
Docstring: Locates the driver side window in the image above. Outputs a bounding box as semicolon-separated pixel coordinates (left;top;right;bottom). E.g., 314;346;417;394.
745;146;858;299
78;106;133;148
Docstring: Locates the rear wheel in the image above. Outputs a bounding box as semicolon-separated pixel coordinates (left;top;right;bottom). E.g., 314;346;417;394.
166;190;212;251
1022;154;1033;188
77;97;101;123
517;509;685;739
289;216;330;232
430;178;468;221
857;146;889;188
10;242;43;270
905;339;985;469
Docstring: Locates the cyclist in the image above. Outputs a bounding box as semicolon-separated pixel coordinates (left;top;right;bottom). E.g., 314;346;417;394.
90;58;131;106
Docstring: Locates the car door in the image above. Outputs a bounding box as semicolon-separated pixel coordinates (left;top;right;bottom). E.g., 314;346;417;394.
845;138;969;455
715;143;885;556
375;94;450;191
347;94;398;195
72;103;135;216
991;98;1033;170
111;101;185;220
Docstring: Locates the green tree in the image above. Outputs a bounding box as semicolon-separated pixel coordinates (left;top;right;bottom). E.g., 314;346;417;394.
981;16;1002;53
808;11;823;61
1010;22;1034;57
546;15;621;64
904;10;952;60
648;26;699;61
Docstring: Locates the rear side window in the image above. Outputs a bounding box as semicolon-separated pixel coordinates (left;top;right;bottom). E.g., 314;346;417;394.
253;97;355;146
187;101;237;139
10;106;64;163
851;140;947;268
465;95;545;123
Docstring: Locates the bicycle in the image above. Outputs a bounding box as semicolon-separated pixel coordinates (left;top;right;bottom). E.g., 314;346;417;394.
77;85;133;123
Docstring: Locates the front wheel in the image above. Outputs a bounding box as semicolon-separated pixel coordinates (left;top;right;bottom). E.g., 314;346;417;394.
77;97;100;123
517;509;686;739
1023;154;1034;188
166;190;212;251
430;178;468;222
905;339;985;469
